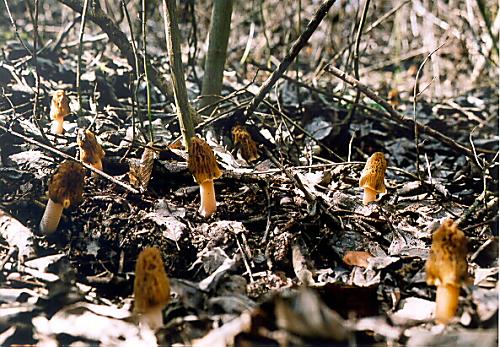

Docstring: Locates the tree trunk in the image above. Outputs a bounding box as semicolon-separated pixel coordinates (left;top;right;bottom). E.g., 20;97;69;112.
200;0;234;115
162;0;195;151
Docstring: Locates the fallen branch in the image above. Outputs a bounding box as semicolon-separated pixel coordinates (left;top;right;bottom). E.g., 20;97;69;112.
0;125;139;194
244;0;337;118
325;65;477;160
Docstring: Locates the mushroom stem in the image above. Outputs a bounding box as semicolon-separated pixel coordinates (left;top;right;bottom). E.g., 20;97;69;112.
362;188;377;205
39;199;64;234
435;284;460;324
199;179;216;218
50;118;64;135
139;305;164;331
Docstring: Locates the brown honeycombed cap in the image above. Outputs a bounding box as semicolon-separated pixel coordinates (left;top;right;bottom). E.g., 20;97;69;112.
426;219;468;287
48;160;85;207
50;90;70;120
134;247;171;313
232;125;259;162
77;129;105;166
359;152;387;193
188;137;222;184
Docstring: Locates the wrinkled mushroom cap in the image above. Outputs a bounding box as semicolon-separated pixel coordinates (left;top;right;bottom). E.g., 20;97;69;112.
426;219;468;287
77;129;105;166
50;90;71;120
232;125;259;162
134;247;171;314
188;137;222;184
48;160;85;207
359;152;387;193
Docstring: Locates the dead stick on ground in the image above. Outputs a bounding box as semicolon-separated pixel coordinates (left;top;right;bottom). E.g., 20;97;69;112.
244;0;337;119
325;65;478;161
0;125;139;194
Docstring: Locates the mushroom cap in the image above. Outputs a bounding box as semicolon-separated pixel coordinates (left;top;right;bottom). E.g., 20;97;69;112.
188;137;222;184
50;90;71;120
77;129;105;166
359;152;387;193
48;160;85;207
425;219;468;287
134;247;171;314
232;125;259;162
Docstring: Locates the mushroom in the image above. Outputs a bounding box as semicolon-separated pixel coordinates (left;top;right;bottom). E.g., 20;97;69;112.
134;247;170;331
232;125;259;162
425;219;468;324
77;129;105;171
359;152;387;205
39;160;85;234
50;90;71;135
188;136;222;218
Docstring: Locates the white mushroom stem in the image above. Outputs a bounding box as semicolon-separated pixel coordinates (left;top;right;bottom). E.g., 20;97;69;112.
199;179;216;218
362;188;377;205
50;118;64;135
39;199;64;234
139;306;164;331
435;284;460;324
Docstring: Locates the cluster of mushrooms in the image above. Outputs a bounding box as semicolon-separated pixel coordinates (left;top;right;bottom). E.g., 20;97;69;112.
40;90;469;330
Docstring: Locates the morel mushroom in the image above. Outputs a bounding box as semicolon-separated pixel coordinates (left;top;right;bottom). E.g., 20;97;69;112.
426;219;468;324
50;90;71;135
188;137;222;218
359;152;387;205
134;247;171;331
232;125;259;162
39;160;85;234
77;129;105;171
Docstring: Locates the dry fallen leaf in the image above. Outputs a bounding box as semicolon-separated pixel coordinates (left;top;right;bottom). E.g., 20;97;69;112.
128;144;157;191
342;251;374;268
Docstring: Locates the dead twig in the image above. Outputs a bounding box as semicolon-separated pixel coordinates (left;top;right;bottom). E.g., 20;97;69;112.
244;0;337;118
324;64;480;161
0;125;139;194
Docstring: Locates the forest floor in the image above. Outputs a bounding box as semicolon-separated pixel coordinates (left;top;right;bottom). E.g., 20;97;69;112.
0;1;498;346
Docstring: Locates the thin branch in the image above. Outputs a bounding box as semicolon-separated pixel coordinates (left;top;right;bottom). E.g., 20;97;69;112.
0;125;139;194
77;0;90;115
244;0;337;119
325;64;476;160
412;40;448;179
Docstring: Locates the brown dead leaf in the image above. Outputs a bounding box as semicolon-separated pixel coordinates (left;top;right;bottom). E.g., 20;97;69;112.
128;144;157;192
342;251;373;268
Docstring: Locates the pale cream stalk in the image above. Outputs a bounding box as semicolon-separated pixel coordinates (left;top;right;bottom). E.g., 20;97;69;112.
139;306;164;331
362;188;377;205
199;179;216;218
39;199;64;234
435;284;460;324
50;118;64;135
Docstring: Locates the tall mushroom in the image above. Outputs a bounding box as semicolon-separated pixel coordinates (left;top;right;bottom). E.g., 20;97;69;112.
232;125;259;162
188;136;222;218
39;160;85;234
77;129;105;171
50;90;71;135
426;219;468;324
134;247;171;331
359;152;387;205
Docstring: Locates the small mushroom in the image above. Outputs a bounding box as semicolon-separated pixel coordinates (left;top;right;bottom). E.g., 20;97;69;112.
359;152;387;205
77;129;105;171
50;90;71;135
232;125;259;162
426;219;468;324
134;247;170;331
39;160;85;234
188;137;222;218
